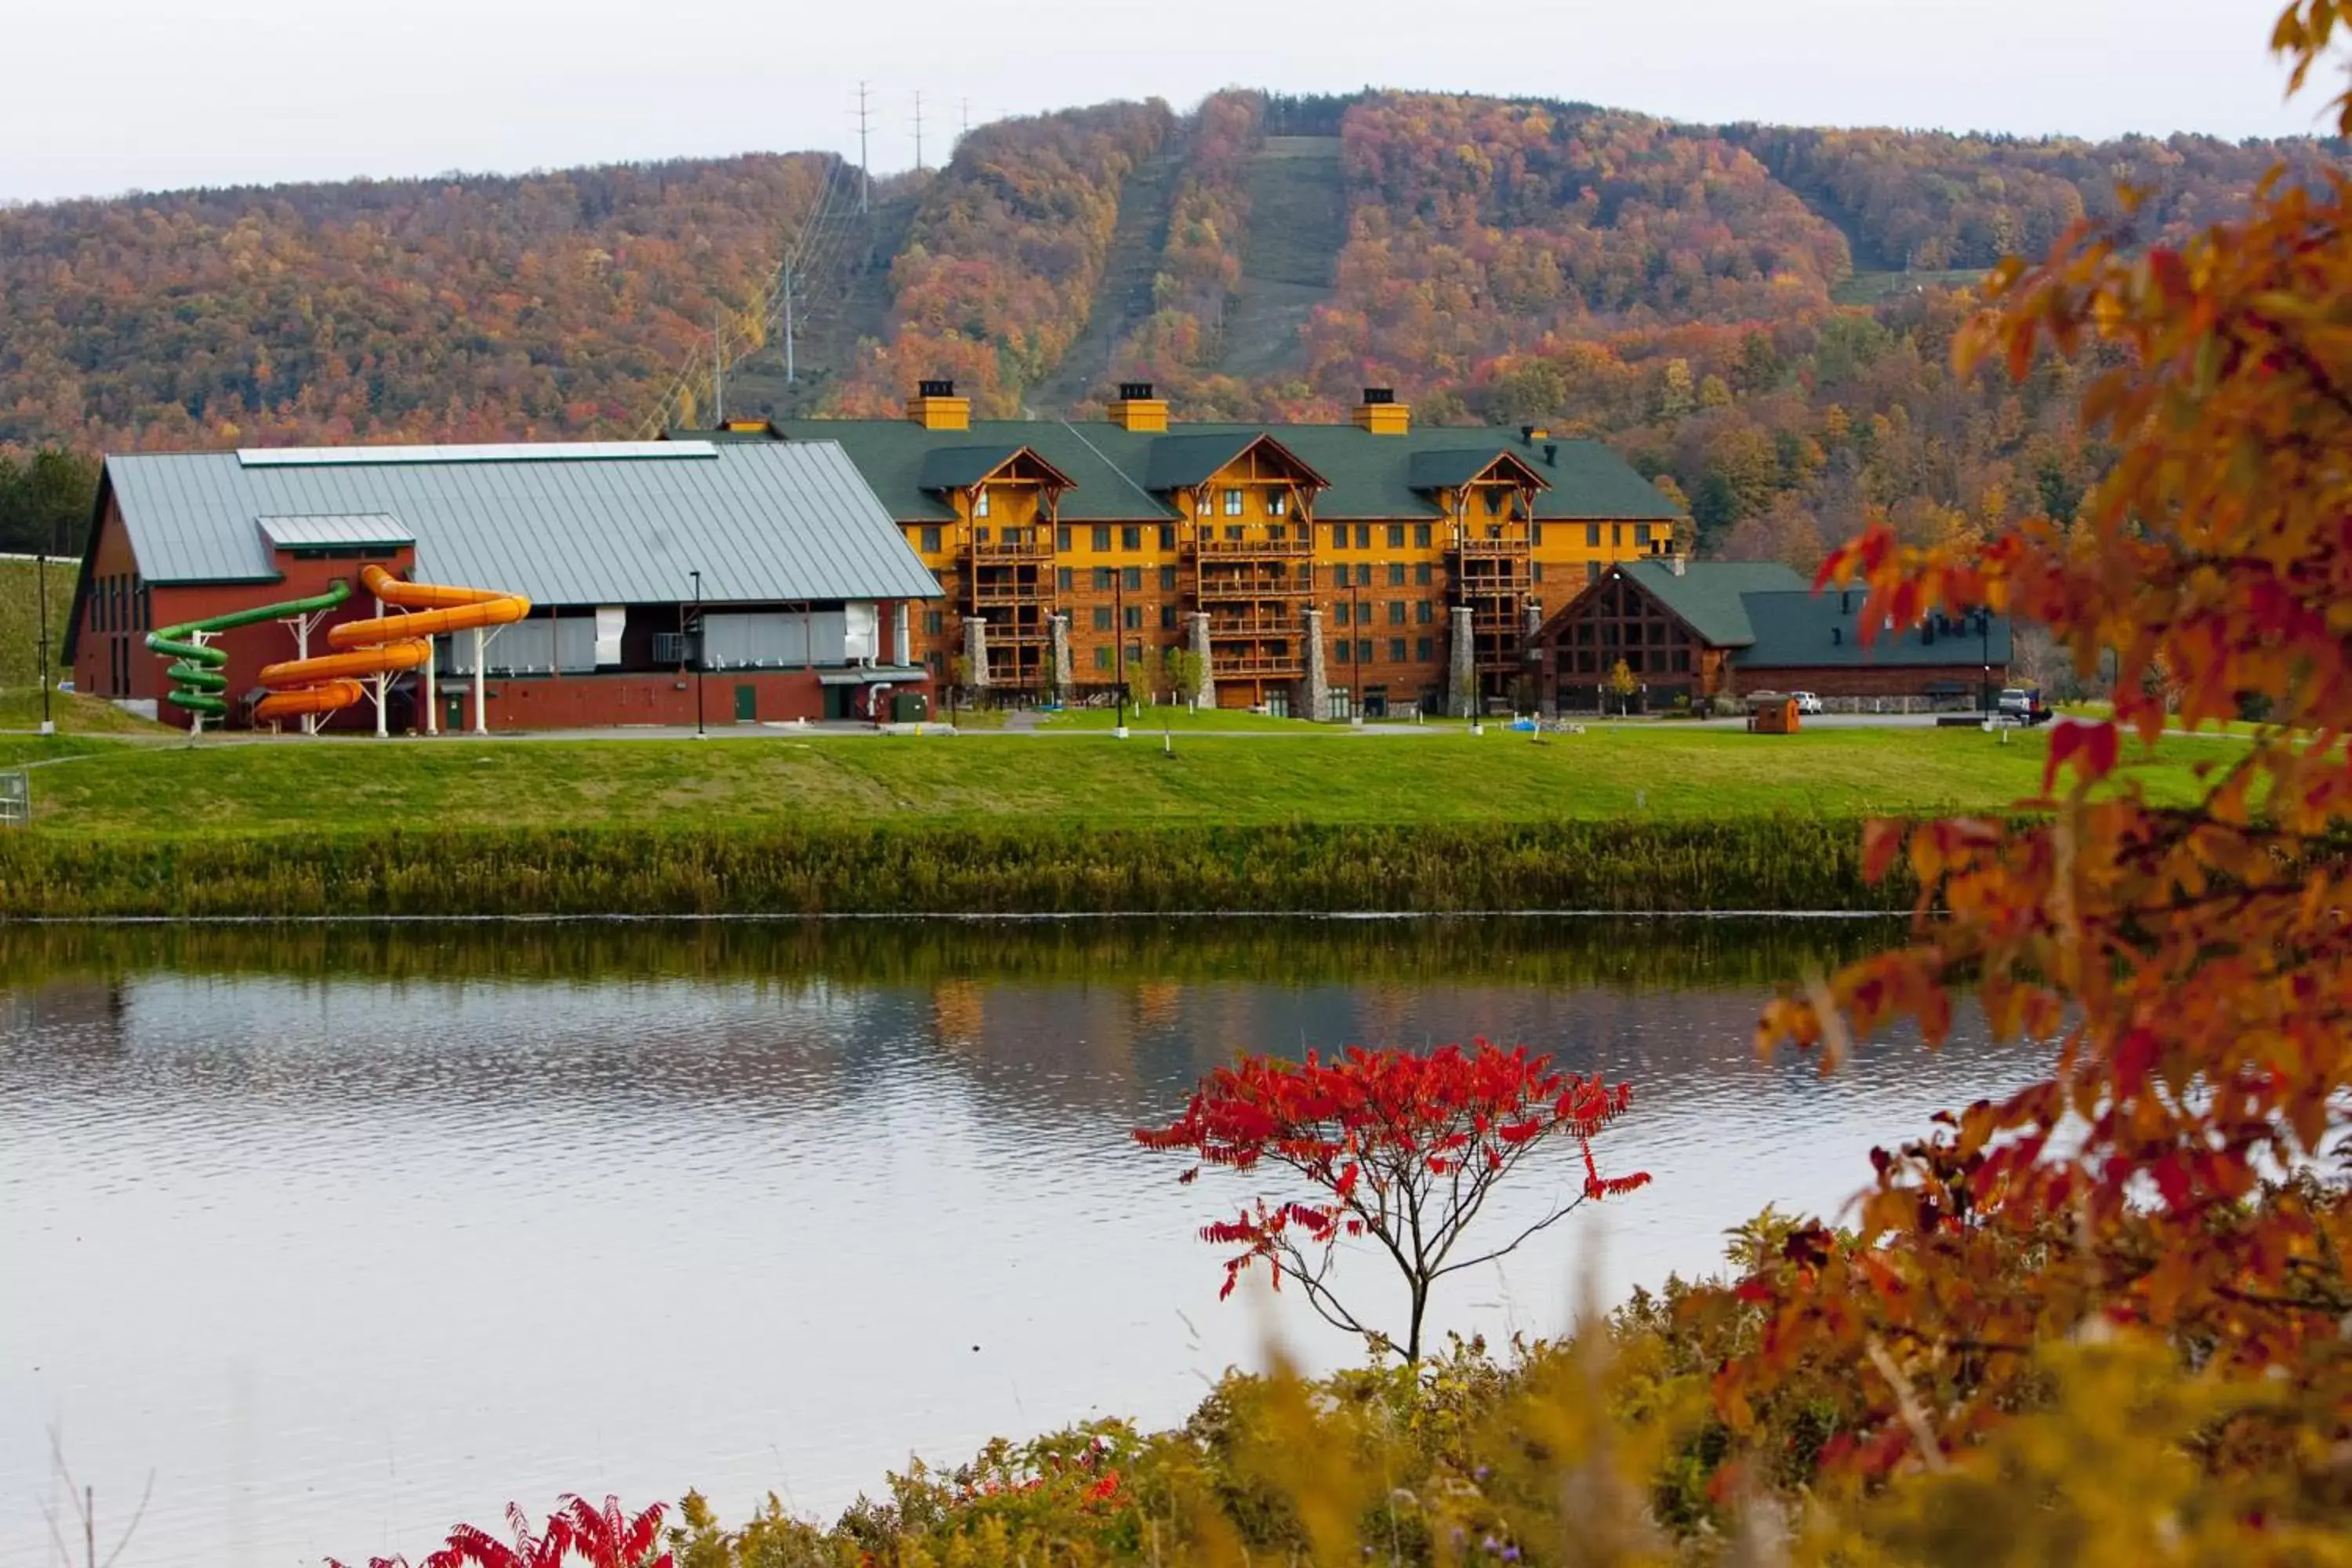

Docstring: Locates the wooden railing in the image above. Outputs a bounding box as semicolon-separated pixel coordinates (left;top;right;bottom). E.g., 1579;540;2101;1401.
1192;535;1314;559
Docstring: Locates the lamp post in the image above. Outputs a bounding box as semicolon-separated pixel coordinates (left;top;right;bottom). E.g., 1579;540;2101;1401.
689;569;706;739
34;552;53;735
1980;608;1993;716
1112;568;1127;737
1348;576;1362;722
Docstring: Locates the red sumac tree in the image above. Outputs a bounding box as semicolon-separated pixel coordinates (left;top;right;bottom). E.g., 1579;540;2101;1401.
1136;1041;1649;1361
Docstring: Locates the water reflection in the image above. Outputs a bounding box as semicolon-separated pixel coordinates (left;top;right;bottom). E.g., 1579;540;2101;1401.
0;919;2031;1568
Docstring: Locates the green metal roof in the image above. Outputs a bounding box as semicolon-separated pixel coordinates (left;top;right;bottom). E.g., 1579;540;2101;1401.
757;418;1683;524
1142;432;1273;490
1403;448;1538;492
916;445;1031;492
1736;590;2014;670
1611;559;1806;646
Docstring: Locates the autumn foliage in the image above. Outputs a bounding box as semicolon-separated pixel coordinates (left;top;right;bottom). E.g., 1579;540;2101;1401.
1136;1042;1647;1361
328;1495;670;1568
1711;0;2352;1526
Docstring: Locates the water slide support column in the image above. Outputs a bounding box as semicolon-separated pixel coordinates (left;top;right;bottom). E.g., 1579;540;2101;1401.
473;627;488;735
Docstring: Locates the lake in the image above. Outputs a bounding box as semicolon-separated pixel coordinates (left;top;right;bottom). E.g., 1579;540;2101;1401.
0;918;2032;1567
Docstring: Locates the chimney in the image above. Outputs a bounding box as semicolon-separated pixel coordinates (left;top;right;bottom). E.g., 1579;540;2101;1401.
1108;379;1169;433
1542;442;1559;466
1352;386;1410;436
1519;423;1535;446
1671;552;1686;577
908;378;971;432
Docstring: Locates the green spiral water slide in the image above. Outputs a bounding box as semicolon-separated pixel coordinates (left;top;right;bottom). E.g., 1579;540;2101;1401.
147;579;354;718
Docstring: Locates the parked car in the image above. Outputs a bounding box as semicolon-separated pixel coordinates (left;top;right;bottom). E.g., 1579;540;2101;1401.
1791;691;1824;715
1996;686;2052;724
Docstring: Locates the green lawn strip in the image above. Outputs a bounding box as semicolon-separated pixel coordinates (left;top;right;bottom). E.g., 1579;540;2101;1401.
14;725;2206;837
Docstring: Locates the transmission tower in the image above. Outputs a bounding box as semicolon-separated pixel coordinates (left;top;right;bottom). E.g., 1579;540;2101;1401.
854;82;873;214
913;90;925;172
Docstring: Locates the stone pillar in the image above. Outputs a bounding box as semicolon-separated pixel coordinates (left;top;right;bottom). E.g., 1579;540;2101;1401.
1049;612;1074;704
1447;604;1477;718
1298;607;1333;721
962;615;990;689
1186;612;1214;708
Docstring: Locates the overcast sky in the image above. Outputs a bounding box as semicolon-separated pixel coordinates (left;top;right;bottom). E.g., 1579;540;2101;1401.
0;0;2333;204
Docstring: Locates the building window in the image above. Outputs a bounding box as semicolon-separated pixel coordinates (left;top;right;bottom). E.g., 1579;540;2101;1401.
1057;568;1074;591
1123;604;1143;631
1094;646;1112;671
1121;524;1142;551
1531;523;1544;546
1357;638;1374;664
1613;523;1625;548
1222;488;1244;516
1415;561;1433;586
1385;523;1405;548
1056;526;1072;550
1334;601;1350;627
1331;524;1349;550
1635;522;1654;547
1587;523;1602;548
1088;525;1109;552
1388;637;1407;662
1484;489;1505;517
1672;648;1690;672
1159;565;1177;590
920;525;942;553
1388;601;1406;626
1225;525;1244;542
1093;567;1115;590
1128;641;1145;666
1532;562;1544;583
1123;567;1143;591
1356;563;1373;587
1355;524;1371;550
1414;523;1432;549
1093;607;1114;632
1416;600;1433;625
975;488;992;518
1416;637;1433;662
1296;561;1313;583
924;609;944;635
1269;492;1288;516
1158;525;1176;550
1587;560;1602;583
974;527;990;544
927;651;944;674
1388;562;1405;586
1160;604;1177;630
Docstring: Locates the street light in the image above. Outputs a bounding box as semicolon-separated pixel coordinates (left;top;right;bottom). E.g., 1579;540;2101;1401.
1112;568;1128;737
1348;575;1362;722
34;551;53;736
689;569;706;739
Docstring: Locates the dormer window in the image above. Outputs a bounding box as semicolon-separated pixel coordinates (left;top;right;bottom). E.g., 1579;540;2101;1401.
1485;488;1506;517
975;488;991;518
1222;488;1245;516
1269;492;1289;516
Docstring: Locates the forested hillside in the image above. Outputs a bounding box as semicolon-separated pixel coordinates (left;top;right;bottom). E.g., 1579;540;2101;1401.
0;89;2332;562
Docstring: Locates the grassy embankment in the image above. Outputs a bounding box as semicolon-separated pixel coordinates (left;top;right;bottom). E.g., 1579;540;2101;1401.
0;725;2212;917
0;556;166;733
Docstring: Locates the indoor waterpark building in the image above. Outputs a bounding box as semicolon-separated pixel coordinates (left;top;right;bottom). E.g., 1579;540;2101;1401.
65;438;942;731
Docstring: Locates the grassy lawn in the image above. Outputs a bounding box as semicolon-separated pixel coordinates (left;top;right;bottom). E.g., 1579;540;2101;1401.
1035;705;1317;731
13;724;2209;837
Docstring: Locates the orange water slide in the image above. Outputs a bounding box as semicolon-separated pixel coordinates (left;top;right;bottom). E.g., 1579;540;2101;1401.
254;565;531;725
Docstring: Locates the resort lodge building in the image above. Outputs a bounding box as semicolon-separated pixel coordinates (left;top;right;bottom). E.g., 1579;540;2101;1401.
710;381;1689;717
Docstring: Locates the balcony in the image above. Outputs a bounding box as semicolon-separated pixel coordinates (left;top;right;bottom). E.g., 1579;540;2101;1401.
967;576;1052;607
1214;648;1305;678
1192;533;1314;560
1207;610;1304;637
971;532;1053;563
